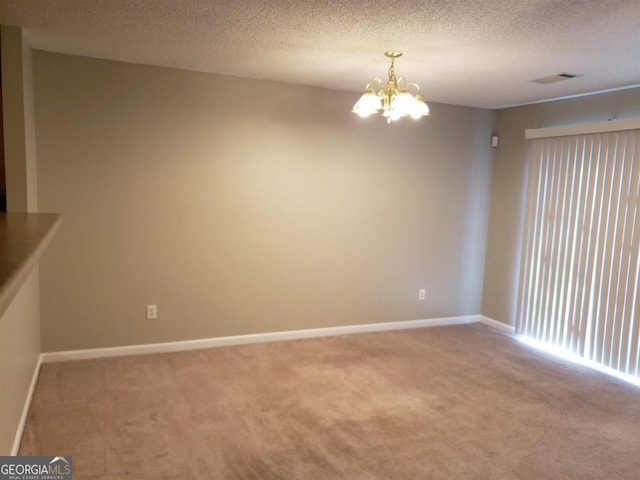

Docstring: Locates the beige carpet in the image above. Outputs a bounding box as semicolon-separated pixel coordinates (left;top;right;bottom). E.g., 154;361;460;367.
20;324;640;479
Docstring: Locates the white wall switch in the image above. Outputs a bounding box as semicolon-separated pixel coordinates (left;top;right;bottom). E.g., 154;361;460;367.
419;289;426;300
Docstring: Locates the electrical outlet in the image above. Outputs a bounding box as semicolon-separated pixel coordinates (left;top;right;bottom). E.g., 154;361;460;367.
146;304;157;319
418;289;426;300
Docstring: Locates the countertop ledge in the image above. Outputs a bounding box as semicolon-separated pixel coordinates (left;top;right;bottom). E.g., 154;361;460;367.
0;213;62;318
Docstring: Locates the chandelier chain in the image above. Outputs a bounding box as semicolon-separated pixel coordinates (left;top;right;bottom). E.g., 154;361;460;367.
388;58;396;84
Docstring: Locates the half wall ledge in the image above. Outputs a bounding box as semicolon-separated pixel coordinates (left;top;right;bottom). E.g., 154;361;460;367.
0;213;62;317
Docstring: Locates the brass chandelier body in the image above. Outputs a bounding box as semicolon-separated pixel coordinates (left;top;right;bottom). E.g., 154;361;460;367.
352;51;430;123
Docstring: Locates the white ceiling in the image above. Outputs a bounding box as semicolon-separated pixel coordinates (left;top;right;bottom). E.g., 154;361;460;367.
1;0;639;109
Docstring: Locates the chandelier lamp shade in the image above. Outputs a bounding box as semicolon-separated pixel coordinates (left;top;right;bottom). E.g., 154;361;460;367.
352;50;430;123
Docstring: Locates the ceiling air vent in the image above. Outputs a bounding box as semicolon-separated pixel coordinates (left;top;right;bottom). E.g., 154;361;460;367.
531;73;579;84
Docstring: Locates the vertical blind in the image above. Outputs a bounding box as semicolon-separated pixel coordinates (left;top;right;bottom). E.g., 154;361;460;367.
517;128;640;377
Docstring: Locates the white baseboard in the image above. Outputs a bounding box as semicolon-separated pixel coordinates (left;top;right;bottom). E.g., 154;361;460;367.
41;315;481;363
479;315;515;334
11;353;43;456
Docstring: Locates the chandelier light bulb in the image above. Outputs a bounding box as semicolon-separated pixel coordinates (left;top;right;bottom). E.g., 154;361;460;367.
389;90;415;114
411;94;430;119
352;87;382;117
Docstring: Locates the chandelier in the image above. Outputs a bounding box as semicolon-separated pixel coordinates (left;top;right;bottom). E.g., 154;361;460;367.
352;50;430;123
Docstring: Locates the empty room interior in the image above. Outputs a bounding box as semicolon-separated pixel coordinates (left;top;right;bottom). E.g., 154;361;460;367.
1;1;640;478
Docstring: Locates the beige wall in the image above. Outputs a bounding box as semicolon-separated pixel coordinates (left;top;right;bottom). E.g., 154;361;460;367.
1;25;38;212
482;87;640;326
33;51;495;352
0;268;40;455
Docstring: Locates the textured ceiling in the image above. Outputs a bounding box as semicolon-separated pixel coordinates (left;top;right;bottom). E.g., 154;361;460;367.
1;0;639;108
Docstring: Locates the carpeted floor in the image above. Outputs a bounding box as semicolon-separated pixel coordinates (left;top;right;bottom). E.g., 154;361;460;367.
20;324;640;479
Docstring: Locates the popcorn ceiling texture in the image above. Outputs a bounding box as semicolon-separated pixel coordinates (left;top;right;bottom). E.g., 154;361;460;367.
1;0;639;108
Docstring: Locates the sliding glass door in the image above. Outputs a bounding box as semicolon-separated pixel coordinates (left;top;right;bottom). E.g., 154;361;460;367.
517;129;640;377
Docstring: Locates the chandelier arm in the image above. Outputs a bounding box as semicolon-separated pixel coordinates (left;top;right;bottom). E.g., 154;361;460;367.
368;77;383;94
405;82;421;94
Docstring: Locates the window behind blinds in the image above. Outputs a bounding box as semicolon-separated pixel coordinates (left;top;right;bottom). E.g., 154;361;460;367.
517;129;640;377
